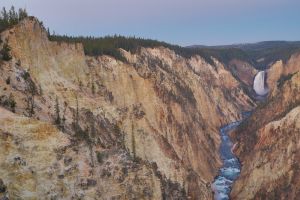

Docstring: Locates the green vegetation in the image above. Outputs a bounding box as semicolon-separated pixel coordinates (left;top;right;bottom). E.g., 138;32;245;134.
8;94;16;111
96;151;108;164
277;72;298;88
131;121;136;159
5;77;10;85
246;46;300;70
71;95;92;143
192;41;300;70
1;6;299;70
24;72;37;117
49;34;247;65
53;97;67;131
54;96;61;126
8;94;16;112
49;34;168;62
0;93;16;113
91;76;95;94
0;43;12;61
0;6;28;32
21;71;30;80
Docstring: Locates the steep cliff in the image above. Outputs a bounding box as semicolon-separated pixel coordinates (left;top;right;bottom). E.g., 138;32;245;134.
0;17;254;199
231;54;300;199
267;52;300;94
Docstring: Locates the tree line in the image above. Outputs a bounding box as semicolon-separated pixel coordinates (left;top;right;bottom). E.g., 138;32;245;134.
49;34;178;62
0;6;250;66
49;34;251;66
0;6;28;32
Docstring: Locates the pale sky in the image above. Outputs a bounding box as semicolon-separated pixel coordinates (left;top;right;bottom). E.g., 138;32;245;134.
1;0;300;46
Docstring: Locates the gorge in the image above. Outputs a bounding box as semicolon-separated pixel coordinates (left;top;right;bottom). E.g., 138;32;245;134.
0;13;300;200
212;121;242;200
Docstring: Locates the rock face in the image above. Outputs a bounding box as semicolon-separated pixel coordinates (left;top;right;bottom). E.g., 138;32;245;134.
228;59;257;87
0;17;255;199
231;55;300;199
267;52;300;94
0;108;163;199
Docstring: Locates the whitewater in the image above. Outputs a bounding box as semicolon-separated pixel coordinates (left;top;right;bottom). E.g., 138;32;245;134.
253;71;269;96
212;121;242;200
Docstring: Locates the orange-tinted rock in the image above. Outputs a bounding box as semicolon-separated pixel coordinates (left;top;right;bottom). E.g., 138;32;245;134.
0;17;255;199
231;68;300;199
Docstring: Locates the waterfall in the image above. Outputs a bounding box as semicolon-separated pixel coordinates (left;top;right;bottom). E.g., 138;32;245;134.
253;71;269;96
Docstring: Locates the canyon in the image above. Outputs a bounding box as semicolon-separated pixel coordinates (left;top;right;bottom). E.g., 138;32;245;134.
231;55;300;200
0;17;299;200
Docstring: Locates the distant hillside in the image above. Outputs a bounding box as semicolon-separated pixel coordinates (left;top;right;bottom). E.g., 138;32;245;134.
188;41;300;70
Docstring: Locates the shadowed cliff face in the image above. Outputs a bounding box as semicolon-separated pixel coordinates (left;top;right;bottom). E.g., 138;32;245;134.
0;17;255;199
231;58;300;200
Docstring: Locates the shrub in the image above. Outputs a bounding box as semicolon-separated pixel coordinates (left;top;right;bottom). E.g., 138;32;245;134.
8;94;16;112
1;43;12;61
54;96;61;126
22;71;30;80
5;77;10;84
24;77;37;117
96;151;108;164
0;93;16;112
0;6;28;32
277;72;298;88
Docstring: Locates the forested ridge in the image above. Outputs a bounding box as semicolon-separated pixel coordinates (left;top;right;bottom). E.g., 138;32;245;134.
2;6;297;69
0;6;28;32
0;6;253;66
49;34;252;65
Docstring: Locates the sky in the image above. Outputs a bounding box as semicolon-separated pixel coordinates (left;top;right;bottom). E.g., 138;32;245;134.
1;0;300;46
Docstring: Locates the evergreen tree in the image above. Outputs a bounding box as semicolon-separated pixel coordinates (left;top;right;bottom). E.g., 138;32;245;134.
22;71;37;117
18;8;28;21
0;6;28;32
91;76;95;94
1;43;12;61
54;96;61;126
8;93;16;113
47;28;50;37
8;6;18;25
1;7;8;27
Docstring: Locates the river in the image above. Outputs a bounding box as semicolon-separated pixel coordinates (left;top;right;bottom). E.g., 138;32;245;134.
211;121;242;200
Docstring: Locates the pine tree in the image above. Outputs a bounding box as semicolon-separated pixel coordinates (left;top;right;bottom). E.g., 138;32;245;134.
61;101;68;131
25;77;37;117
92;81;95;94
18;8;28;21
0;6;28;32
8;93;16;113
1;7;8;27
54;96;61;126
1;43;12;61
91;76;95;94
47;28;50;37
8;6;17;25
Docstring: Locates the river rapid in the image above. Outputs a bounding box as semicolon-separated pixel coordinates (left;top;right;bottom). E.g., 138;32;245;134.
211;121;242;200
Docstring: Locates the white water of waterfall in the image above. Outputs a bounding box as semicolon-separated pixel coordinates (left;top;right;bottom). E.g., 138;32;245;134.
253;71;269;96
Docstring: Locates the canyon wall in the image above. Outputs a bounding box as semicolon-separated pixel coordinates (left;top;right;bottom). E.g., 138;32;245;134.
231;54;300;199
267;52;300;94
0;17;254;199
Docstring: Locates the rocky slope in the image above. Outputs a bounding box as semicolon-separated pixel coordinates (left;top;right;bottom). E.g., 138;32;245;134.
267;52;300;93
0;17;255;199
231;53;300;199
227;59;257;87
